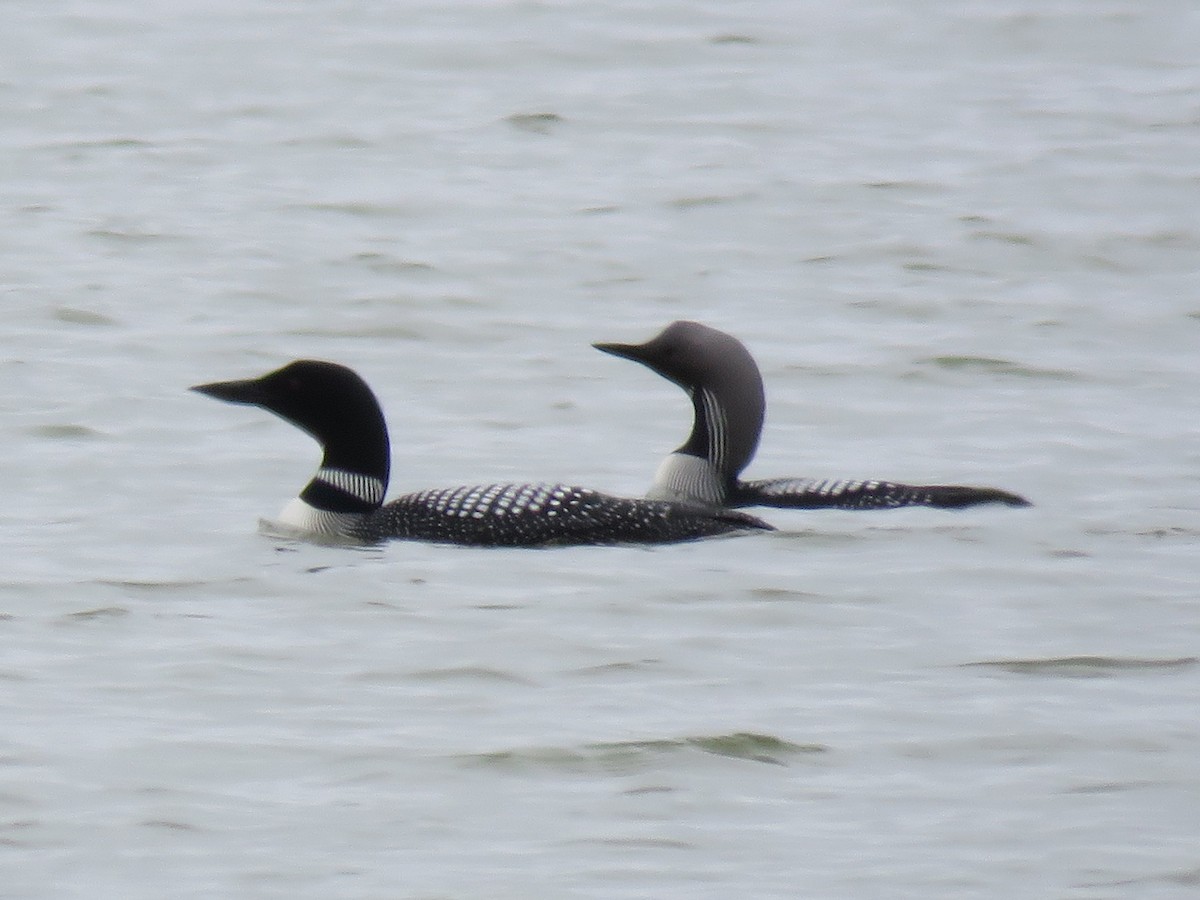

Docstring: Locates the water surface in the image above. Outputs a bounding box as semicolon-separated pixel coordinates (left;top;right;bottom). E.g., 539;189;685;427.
3;1;1199;897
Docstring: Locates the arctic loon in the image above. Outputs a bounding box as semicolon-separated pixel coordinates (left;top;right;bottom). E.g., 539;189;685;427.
594;321;1030;511
191;359;773;547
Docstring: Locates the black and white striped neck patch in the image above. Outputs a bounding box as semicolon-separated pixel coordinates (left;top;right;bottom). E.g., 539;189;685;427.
313;467;386;506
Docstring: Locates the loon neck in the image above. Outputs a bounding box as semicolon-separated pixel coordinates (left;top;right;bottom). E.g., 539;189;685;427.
291;409;390;516
678;383;761;486
304;402;391;504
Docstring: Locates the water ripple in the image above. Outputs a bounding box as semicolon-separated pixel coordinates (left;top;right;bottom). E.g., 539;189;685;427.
962;656;1198;677
57;606;130;623
921;355;1079;380
1080;865;1200;890
459;732;827;771
28;424;102;440
52;307;118;327
403;666;534;685
505;112;564;134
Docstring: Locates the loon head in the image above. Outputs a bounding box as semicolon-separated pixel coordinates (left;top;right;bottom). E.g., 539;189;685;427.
192;360;390;520
594;321;765;499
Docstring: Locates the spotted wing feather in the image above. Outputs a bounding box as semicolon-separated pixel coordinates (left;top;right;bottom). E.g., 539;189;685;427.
730;478;1030;510
355;483;773;547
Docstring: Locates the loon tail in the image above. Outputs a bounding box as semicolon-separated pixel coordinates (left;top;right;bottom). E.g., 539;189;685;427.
729;478;1031;510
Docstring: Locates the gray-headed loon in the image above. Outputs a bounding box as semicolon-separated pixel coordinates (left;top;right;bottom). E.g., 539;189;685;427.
192;359;773;546
594;321;1030;511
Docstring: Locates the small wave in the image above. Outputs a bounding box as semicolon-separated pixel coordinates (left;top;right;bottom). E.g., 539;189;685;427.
864;179;940;192
505;112;563;134
665;193;754;210
1084;525;1200;541
85;227;184;244
290;201;410;218
969;229;1037;246
709;33;760;45
1136;526;1200;539
52;307;118;327
459;732;827;771
1079;865;1200;890
140;819;199;832
0;818;38;848
573;836;695;851
343;253;436;275
403;666;533;685
29;424;102;440
1062;780;1156;795
578;205;623;216
282;324;427;340
962;656;1198;677
281;133;372;149
58;606;129;623
50;137;155;150
569;659;663;676
98;578;242;594
687;732;827;764
923;355;1078;380
749;586;824;602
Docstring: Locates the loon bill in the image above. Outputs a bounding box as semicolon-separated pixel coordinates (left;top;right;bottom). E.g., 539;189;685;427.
594;321;1030;511
191;359;773;547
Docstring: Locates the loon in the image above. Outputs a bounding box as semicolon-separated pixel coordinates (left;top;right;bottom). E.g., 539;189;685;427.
593;321;1030;511
191;359;773;547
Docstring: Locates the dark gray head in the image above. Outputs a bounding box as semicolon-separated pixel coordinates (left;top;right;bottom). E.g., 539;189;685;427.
191;359;391;492
594;321;765;480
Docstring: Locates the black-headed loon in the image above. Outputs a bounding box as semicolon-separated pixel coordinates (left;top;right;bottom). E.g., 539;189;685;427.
192;359;773;547
594;321;1030;511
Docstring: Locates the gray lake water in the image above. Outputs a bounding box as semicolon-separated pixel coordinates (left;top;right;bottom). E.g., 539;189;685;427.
3;1;1199;897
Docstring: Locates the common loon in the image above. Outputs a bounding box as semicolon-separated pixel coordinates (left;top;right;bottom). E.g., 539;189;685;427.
594;321;1030;511
191;359;773;547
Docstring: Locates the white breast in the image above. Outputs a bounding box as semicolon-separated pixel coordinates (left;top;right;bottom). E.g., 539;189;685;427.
645;452;726;506
264;497;359;541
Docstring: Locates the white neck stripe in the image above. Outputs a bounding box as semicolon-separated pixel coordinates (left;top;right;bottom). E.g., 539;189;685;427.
700;387;728;473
